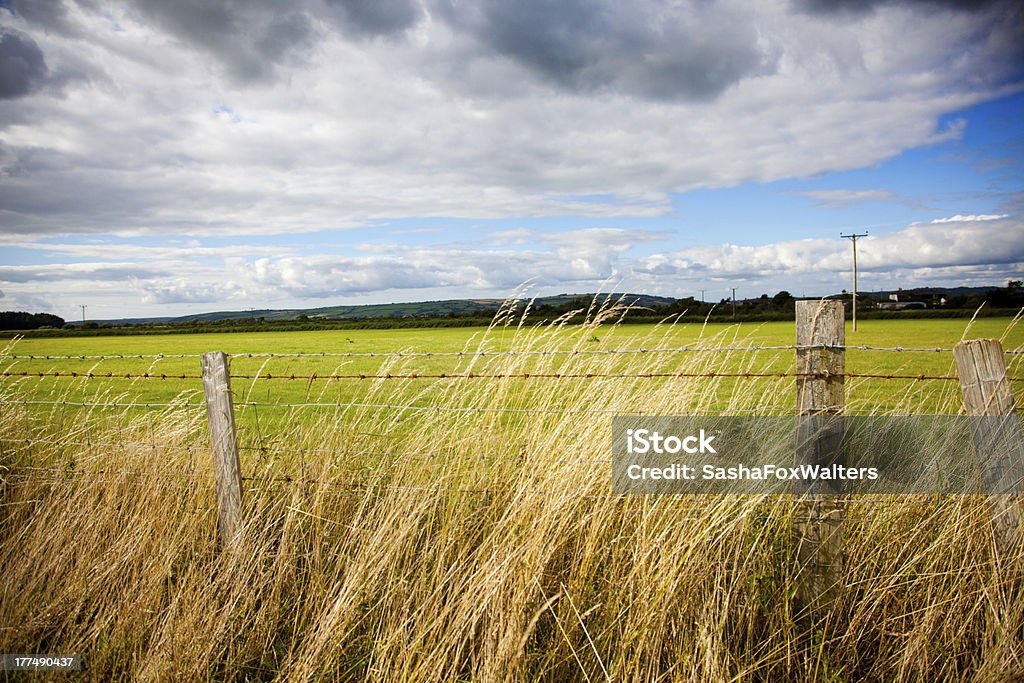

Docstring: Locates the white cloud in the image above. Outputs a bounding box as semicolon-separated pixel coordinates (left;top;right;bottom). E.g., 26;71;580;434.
798;189;896;206
140;279;244;305
636;215;1024;283
929;213;1009;223
1;1;1021;316
116;216;1024;307
0;1;1019;237
3;214;1020;317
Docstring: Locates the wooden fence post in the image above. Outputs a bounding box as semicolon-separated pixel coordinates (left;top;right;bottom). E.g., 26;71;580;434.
953;339;1023;549
794;300;846;609
201;351;243;548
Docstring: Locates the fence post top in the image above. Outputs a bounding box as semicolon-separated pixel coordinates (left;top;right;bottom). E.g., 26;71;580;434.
953;338;1002;351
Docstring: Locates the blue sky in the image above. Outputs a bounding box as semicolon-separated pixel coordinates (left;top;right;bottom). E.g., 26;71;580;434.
1;0;1022;320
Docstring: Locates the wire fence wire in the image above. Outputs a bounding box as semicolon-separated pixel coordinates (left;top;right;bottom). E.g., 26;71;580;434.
1;370;1003;382
1;463;975;506
2;338;1022;495
0;398;977;415
3;343;1021;361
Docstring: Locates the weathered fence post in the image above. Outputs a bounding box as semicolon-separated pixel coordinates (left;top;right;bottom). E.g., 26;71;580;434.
201;351;243;548
794;300;846;609
953;339;1023;549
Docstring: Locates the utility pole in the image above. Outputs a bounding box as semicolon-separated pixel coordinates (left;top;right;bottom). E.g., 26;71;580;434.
79;305;87;323
700;289;705;304
840;232;868;332
731;287;736;318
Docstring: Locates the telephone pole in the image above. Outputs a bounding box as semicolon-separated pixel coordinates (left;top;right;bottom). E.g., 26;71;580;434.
840;232;868;332
731;287;736;318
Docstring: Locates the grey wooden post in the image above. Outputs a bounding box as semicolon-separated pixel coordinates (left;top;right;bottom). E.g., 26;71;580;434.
201;351;243;548
794;300;846;608
953;339;1022;549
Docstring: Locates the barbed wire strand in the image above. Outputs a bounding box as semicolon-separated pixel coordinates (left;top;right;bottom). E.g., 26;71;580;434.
0;399;200;408
229;370;972;381
2;469;985;508
0;436;199;451
3;369;984;381
238;370;978;382
4;344;1019;362
0;398;951;417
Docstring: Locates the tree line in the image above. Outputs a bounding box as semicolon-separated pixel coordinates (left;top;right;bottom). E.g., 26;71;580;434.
0;311;66;330
3;282;1022;336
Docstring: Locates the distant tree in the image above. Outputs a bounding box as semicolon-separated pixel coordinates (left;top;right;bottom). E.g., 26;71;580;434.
34;313;65;327
988;282;1024;308
772;290;794;307
0;311;66;330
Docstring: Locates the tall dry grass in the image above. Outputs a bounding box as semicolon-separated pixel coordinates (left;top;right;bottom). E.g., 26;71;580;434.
1;304;1022;681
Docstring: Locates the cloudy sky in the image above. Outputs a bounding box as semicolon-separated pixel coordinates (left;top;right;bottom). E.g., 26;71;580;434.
1;0;1022;320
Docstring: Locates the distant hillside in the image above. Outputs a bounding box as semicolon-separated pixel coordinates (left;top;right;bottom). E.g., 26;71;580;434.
93;293;678;325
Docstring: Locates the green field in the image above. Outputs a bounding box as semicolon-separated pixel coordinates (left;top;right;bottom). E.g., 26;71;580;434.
2;313;1023;680
2;315;1022;480
4;315;1022;403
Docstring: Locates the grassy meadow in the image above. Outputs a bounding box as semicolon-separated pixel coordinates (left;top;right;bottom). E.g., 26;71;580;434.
1;308;1023;681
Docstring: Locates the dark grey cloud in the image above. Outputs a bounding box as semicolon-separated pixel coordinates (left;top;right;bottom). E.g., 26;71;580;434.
432;0;778;101
323;0;423;37
796;0;1002;15
124;0;315;82
118;0;421;83
2;0;73;34
0;27;47;98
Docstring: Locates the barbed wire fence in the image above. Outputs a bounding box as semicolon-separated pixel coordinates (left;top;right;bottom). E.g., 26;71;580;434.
2;327;1021;466
1;301;1022;601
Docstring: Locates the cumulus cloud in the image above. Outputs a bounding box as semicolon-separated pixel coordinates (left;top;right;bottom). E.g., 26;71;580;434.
116;218;1024;305
227;244;630;301
1;0;80;34
636;215;1024;281
4;215;1020;315
796;0;1003;16
119;0;315;83
0;26;47;98
0;1;1021;315
140;278;244;304
0;0;1019;239
434;0;779;101
323;0;423;37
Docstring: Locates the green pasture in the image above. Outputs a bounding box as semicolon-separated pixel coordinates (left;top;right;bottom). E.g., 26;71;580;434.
2;316;1021;410
0;316;1020;478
